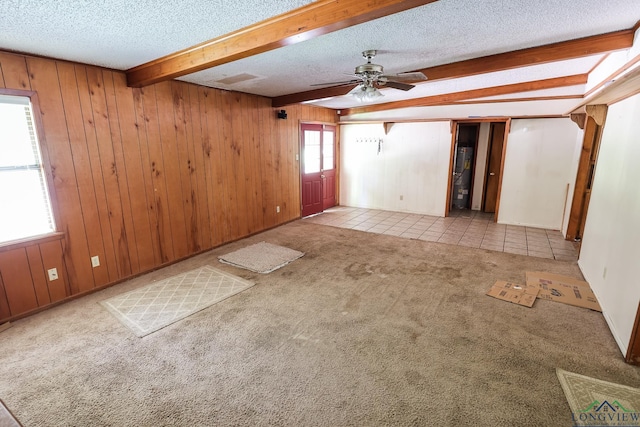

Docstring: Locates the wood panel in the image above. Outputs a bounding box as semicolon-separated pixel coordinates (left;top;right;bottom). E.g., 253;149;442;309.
111;72;157;272
24;246;51;306
77;66;122;283
140;85;175;263
205;89;225;240
0;249;38;315
0;52;30;90
230;92;250;237
171;82;197;253
131;86;163;266
0;50;337;322
102;70;140;274
56;62;111;289
156;82;189;259
87;67;131;278
0;273;10;320
199;87;224;246
26;57;95;294
185;84;212;251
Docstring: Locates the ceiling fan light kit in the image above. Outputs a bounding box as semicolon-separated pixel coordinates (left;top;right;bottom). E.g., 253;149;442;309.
352;84;384;102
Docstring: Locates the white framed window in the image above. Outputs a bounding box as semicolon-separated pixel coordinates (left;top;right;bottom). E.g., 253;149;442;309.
0;94;56;244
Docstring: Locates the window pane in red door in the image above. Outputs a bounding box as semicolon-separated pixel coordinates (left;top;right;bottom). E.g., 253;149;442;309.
323;130;334;170
304;130;321;173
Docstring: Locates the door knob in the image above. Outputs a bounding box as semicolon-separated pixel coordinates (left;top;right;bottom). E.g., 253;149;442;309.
489;172;496;176
321;175;326;179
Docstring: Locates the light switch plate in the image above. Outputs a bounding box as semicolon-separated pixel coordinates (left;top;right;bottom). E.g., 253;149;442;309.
91;256;100;267
48;268;58;281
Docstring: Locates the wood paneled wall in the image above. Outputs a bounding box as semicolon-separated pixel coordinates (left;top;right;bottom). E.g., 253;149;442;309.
0;51;337;322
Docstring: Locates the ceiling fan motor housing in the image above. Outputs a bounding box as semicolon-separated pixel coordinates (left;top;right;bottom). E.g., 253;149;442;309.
356;50;384;80
355;63;384;76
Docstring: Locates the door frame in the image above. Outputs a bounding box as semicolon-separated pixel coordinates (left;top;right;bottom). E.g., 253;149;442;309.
565;109;607;244
448;123;480;212
299;120;339;217
445;118;511;220
626;302;640;365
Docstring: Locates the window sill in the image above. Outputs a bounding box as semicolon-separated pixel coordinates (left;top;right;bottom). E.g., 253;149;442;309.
0;231;65;253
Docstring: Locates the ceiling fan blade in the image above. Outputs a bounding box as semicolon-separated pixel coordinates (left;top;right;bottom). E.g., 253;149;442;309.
384;80;415;91
386;72;428;82
310;79;359;87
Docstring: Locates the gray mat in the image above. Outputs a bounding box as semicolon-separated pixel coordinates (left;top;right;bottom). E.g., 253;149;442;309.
557;368;640;426
218;241;304;273
100;266;254;337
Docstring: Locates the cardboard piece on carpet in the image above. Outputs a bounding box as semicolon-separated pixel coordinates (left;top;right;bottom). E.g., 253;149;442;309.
525;271;601;312
486;281;539;307
0;399;22;427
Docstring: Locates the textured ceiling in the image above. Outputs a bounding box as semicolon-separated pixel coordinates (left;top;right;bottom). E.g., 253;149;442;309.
1;0;639;112
0;0;315;69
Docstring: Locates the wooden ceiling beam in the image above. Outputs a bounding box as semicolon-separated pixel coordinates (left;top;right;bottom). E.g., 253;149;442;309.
273;85;356;108
413;28;635;82
418;29;635;80
272;85;355;108
340;74;588;116
272;27;634;106
126;0;439;87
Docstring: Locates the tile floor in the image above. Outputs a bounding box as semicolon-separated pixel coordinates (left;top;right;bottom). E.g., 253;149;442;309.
303;206;579;262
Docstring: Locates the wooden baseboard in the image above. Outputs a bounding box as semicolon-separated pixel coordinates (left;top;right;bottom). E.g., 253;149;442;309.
0;322;11;333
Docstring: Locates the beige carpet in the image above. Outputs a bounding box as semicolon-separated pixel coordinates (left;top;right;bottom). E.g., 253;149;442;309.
557;368;640;426
100;266;254;337
218;241;304;273
0;220;638;426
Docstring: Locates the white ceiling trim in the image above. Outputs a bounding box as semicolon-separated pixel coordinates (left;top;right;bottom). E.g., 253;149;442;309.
340;98;583;122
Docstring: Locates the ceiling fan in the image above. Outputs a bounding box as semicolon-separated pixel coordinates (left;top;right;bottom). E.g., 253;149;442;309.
312;50;428;101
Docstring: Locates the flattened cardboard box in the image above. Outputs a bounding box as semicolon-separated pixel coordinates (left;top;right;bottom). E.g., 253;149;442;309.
486;281;539;307
525;271;602;312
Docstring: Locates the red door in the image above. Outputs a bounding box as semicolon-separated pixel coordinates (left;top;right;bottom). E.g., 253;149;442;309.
301;124;336;217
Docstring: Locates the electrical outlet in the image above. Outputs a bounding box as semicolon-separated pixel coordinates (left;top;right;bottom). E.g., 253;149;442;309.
276;205;280;213
91;256;100;268
295;154;299;161
48;268;58;281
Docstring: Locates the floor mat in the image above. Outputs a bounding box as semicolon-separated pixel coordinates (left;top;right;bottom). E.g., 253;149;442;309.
100;266;254;337
556;368;640;426
218;241;304;273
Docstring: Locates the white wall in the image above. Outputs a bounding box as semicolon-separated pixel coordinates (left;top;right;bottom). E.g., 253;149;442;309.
498;118;581;229
340;122;451;215
579;93;640;356
471;122;490;210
